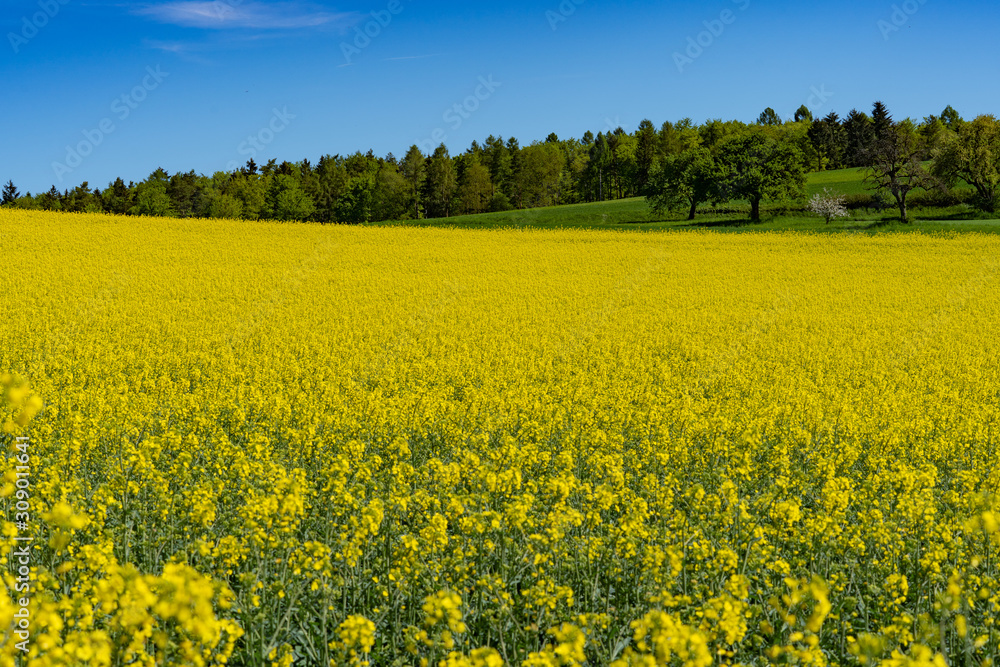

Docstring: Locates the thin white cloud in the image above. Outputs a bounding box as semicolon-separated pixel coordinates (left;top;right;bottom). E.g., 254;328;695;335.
135;1;355;30
142;39;219;64
145;39;201;53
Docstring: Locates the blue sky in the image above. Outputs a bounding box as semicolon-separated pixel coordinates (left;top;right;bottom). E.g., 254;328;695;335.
3;0;998;194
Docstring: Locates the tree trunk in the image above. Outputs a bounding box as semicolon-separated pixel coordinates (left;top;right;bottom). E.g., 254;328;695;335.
895;192;908;223
976;184;996;213
688;199;697;221
750;198;761;222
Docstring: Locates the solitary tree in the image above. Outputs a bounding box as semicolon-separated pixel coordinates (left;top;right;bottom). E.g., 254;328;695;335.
646;147;717;221
863;121;931;223
716;131;807;222
807;188;849;224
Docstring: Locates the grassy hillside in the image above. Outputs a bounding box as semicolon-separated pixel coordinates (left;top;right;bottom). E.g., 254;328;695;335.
367;166;999;234
805;166;869;196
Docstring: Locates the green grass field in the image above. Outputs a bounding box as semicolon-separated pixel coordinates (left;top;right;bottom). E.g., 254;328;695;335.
804;166;871;196
367;166;1000;234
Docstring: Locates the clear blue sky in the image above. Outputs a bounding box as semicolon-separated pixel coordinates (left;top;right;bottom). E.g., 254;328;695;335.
3;0;997;194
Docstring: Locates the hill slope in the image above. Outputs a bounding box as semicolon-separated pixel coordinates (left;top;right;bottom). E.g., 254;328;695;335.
365;167;999;233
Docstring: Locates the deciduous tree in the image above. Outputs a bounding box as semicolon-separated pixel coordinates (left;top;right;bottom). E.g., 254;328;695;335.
863;120;931;223
266;174;315;221
933;114;1000;213
716;130;807;222
646;147;717;221
456;159;492;215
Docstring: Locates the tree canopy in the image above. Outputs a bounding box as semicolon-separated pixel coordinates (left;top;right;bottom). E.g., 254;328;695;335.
3;101;983;224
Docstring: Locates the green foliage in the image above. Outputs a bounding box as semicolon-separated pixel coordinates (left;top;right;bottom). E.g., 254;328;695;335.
715;130;807;222
372;166;413;221
422;144;457;218
267;174;316;221
808;113;846;171
843;110;874;168
863;121;933;223
488;192;513;212
11;100;994;228
940;104;964;132
756;107;782;126
456;160;492;215
646;147;717;220
932;115;1000;212
102;177;134;215
1;180;19;206
842;192;891;212
206;192;244;219
227;173;268;220
515;142;563;209
129;180;175;217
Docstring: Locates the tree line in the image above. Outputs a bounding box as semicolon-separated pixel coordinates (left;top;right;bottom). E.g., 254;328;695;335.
649;102;1000;224
3;102;998;224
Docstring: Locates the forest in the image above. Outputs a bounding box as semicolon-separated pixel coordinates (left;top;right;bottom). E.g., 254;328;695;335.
3;102;997;224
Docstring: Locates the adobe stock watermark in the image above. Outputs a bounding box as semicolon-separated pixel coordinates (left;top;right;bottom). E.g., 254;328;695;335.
673;0;751;74
8;0;70;54
224;107;296;172
546;0;587;31
211;0;246;19
11;435;33;654
602;116;624;134
418;76;501;154
52;66;169;182
341;0;406;64
804;85;834;115
878;0;928;40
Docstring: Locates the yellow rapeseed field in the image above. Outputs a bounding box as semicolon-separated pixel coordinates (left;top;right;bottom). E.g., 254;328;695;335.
2;209;1000;667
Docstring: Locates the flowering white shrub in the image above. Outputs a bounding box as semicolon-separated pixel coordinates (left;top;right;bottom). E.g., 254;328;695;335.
808;188;849;223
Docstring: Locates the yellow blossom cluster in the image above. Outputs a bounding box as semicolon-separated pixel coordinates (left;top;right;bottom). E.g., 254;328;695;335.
3;209;1000;666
